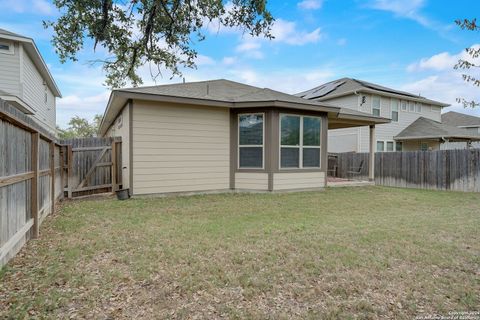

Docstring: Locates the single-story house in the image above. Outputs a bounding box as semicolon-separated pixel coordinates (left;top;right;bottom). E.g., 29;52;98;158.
99;79;389;196
394;117;480;151
440;111;480;149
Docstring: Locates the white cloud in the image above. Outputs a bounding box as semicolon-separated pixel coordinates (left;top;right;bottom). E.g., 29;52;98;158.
367;0;443;31
298;0;323;10
271;19;323;45
57;92;110;128
402;45;480;114
195;54;215;66
3;0;56;15
222;56;237;65
235;38;264;59
407;45;480;72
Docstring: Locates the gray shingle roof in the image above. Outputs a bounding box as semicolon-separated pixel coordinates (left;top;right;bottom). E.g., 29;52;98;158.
395;117;480;141
119;79;342;108
296;77;448;106
441;111;480;127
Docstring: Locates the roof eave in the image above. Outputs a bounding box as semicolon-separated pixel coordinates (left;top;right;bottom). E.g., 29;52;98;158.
1;33;62;97
319;88;449;107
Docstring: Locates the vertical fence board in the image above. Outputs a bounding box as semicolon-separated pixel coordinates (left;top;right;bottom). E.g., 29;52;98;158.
329;150;480;192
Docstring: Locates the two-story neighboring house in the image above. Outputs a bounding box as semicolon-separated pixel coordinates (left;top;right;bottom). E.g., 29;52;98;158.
296;78;451;152
0;28;61;134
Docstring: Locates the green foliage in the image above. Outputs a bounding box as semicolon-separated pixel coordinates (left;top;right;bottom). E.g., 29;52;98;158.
455;18;480;108
57;114;103;139
44;0;274;88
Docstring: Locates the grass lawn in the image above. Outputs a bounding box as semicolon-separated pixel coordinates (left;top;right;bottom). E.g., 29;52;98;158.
0;186;479;319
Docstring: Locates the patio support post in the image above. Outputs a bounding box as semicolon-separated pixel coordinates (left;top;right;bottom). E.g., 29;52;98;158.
369;125;375;181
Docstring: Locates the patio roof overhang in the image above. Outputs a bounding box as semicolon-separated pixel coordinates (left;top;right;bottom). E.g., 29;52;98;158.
328;108;391;129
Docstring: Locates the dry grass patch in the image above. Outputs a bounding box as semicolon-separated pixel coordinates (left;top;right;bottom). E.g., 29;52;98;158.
1;186;479;319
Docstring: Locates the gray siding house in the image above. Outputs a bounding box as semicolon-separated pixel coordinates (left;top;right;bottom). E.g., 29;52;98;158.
0;28;61;134
297;78;450;152
440;111;480;149
99;79;389;196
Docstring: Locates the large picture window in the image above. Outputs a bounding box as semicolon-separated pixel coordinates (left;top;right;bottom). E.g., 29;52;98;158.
280;115;321;169
238;113;264;168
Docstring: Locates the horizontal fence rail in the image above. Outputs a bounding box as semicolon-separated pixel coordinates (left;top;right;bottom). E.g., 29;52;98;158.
328;150;480;192
0;98;121;268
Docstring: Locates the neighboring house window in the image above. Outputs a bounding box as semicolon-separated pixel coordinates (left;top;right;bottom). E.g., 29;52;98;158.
415;103;422;113
409;101;415;112
376;141;384;152
420;143;428;151
401;100;407;111
0;41;14;55
391;99;399;122
238;113;264;168
372;96;381;117
280;114;321;168
395;142;403;152
386;141;394;152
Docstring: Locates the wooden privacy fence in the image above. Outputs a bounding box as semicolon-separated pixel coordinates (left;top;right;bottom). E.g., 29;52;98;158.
328;150;480;192
0;99;65;267
0;98;122;268
59;137;122;198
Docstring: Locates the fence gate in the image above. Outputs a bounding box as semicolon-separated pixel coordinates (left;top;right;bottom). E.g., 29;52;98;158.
60;137;122;198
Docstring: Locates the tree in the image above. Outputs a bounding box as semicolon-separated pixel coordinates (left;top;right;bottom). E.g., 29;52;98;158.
455;18;480;108
57;115;103;139
45;0;273;88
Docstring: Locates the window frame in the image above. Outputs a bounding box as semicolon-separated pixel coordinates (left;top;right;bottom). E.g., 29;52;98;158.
415;103;422;113
409;101;415;112
395;141;403;152
391;99;399;122
386;141;394;152
401;100;407;111
376;140;385;152
372;96;381;117
0;40;14;55
279;114;322;170
238;112;265;170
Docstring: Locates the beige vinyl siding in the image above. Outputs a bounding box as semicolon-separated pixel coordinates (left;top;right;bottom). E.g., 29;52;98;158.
0;42;21;96
273;172;325;190
21;46;56;132
105;103;130;189
235;173;269;190
132;101;230;195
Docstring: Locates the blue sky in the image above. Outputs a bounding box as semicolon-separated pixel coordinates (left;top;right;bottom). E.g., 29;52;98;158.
0;0;479;127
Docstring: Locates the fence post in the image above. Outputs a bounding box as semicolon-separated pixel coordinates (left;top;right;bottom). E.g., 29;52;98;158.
50;141;55;214
67;145;73;198
59;146;64;200
111;140;117;192
369;125;375;181
31;132;39;238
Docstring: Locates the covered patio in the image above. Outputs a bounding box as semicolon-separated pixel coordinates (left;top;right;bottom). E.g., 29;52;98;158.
327;108;390;185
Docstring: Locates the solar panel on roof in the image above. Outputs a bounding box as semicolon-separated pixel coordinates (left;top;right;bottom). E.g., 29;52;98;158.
302;80;346;99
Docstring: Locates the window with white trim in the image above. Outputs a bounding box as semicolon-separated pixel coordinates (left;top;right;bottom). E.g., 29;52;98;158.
391;99;399;122
386;141;394;152
420;142;429;151
415;103;422;113
238;113;264;168
376;141;384;152
280;114;321;168
372;96;381;117
0;41;14;55
401;100;407;111
409;101;415;112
